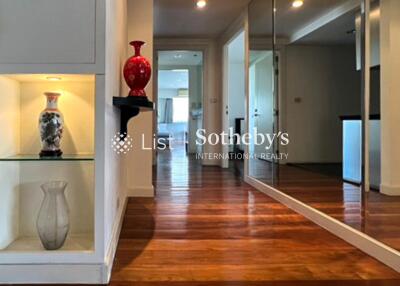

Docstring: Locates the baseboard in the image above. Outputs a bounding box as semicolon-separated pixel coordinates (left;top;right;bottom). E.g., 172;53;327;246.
381;184;400;196
0;264;104;284
127;185;154;197
102;196;128;283
245;175;400;273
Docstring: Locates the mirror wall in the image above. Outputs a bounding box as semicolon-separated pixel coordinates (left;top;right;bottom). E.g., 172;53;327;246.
248;0;400;253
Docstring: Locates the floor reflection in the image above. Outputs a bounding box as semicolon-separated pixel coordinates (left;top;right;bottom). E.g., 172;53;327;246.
249;159;400;251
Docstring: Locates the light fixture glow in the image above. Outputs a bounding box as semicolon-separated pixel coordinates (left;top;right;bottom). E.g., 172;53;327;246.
196;0;207;9
46;76;62;81
292;0;303;8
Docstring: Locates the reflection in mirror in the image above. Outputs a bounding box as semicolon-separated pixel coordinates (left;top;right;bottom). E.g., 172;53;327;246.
365;0;400;252
248;0;400;253
248;0;274;185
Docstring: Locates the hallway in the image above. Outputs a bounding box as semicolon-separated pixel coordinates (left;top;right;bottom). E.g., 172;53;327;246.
110;149;400;285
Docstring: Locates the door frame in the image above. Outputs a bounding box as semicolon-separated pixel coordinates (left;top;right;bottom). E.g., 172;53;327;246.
153;39;209;165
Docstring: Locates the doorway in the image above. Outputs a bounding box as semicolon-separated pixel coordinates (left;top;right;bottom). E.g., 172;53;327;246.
156;51;204;164
222;31;246;170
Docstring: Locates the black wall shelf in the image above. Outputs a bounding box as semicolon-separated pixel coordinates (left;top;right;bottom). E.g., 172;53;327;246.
113;96;154;135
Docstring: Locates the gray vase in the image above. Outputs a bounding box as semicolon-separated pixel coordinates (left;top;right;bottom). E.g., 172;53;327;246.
36;181;70;250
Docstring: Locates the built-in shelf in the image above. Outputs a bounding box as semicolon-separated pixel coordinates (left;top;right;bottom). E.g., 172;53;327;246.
3;235;93;252
113;96;154;135
0;154;94;162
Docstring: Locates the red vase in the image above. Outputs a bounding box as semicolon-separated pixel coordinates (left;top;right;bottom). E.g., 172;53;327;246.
123;41;152;97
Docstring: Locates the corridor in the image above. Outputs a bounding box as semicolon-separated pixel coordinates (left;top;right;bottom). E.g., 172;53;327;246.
110;148;400;285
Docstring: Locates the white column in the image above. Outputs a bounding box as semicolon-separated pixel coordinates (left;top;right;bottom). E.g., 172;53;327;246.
126;0;154;197
380;0;400;195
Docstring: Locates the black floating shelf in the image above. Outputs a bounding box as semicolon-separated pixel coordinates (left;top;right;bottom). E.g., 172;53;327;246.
113;96;154;135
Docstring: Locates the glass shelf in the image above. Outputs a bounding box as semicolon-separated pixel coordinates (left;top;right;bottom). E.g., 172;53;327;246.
0;154;95;161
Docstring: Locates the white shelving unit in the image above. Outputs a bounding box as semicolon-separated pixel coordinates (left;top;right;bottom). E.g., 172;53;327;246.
0;0;125;283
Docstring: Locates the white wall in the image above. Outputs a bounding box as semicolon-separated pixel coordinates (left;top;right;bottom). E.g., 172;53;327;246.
103;0;127;258
204;41;223;164
126;0;154;196
0;76;20;249
227;32;246;136
188;65;203;153
0;77;20;157
284;45;360;163
380;0;400;195
228;63;245;130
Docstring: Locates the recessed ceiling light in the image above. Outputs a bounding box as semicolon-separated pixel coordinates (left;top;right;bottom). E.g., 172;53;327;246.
46;76;62;81
174;54;183;59
292;0;303;8
196;0;207;9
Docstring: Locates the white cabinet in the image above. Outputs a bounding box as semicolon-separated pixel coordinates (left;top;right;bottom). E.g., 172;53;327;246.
0;0;104;73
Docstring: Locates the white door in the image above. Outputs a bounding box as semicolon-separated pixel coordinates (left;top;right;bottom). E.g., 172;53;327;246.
250;51;274;159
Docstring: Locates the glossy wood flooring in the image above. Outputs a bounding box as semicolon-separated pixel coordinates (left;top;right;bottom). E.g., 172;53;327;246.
249;159;400;252
110;147;400;285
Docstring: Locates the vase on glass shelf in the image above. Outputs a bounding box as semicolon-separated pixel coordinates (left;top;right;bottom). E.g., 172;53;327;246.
39;92;64;158
123;40;152;98
37;181;70;250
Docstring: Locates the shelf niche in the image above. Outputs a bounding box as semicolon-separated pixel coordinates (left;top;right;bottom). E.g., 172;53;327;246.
0;74;95;252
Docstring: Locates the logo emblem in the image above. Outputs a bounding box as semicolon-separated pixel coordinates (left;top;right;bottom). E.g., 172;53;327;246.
111;132;133;154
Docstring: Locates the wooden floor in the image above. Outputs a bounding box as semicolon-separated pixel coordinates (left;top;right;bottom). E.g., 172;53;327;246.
249;159;400;252
110;147;400;285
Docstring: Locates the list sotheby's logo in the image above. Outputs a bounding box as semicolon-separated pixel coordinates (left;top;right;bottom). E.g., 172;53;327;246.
112;128;290;158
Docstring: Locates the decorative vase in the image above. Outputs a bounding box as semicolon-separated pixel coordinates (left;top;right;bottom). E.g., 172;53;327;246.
36;181;70;250
39;92;63;157
123;40;152;98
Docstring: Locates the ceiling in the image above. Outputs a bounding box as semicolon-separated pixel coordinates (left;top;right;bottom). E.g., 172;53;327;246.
249;0;358;44
158;50;203;66
154;0;251;37
158;70;189;89
296;9;356;44
154;0;359;45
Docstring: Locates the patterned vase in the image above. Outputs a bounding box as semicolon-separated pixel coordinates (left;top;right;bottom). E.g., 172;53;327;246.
36;181;70;250
39;92;63;157
123;40;152;98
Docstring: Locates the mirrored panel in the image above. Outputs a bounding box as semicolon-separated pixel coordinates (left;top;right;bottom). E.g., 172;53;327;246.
364;0;400;251
248;0;274;185
248;0;400;253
